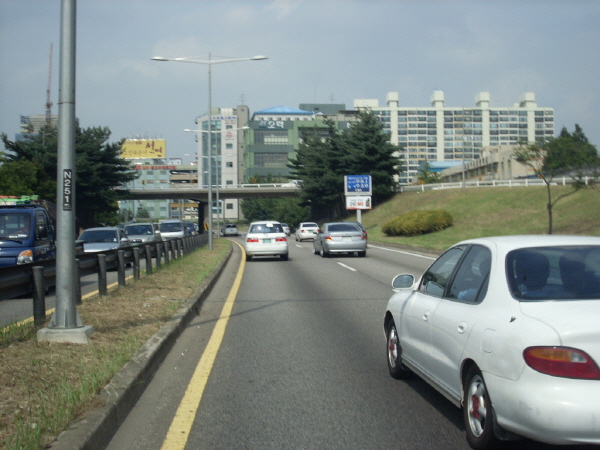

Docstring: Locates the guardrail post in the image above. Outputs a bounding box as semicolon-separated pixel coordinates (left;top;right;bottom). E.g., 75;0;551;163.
171;240;178;260
145;245;153;274
117;250;126;286
163;241;170;265
32;266;46;327
98;254;108;296
178;239;184;257
133;247;140;280
155;243;162;270
75;258;82;305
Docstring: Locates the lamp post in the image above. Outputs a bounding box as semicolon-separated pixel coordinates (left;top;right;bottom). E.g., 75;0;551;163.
152;53;267;249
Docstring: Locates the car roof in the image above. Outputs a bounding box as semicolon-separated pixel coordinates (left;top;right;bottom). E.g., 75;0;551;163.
250;220;281;225
83;227;119;231
456;235;600;253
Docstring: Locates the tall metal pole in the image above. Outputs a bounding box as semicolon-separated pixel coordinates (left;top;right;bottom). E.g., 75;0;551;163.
39;0;93;343
207;53;213;249
54;0;78;328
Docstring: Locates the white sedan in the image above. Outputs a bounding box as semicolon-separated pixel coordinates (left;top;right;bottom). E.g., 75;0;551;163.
384;235;600;449
245;221;288;261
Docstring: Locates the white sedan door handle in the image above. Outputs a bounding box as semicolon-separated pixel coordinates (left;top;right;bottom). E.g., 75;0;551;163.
458;322;467;334
423;311;430;321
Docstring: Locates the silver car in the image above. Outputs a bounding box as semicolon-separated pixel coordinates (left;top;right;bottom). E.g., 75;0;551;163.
312;222;367;257
124;222;162;245
245;221;288;261
221;223;238;236
77;227;130;253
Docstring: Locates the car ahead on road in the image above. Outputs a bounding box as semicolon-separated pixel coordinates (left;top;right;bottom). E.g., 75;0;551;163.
77;227;130;253
312;222;367;258
245;221;288;261
221;223;238;236
295;222;319;242
384;235;600;449
280;223;291;236
124;222;162;245
159;219;188;240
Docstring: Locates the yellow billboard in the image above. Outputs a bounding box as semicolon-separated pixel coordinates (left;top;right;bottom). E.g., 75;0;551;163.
121;139;166;159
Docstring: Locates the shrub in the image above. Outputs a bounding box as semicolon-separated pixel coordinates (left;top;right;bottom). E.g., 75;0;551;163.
382;210;453;236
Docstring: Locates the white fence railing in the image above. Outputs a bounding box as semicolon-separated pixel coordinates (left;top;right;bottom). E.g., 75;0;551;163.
398;177;586;192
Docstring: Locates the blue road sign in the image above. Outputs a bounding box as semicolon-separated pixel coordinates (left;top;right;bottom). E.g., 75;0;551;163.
345;175;372;195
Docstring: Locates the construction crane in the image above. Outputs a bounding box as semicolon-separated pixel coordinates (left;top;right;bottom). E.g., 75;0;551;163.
45;43;53;127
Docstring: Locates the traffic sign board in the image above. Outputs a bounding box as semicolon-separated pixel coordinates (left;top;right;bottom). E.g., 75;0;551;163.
345;175;372;195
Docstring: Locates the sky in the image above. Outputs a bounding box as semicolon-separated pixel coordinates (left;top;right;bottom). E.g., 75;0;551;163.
1;0;599;164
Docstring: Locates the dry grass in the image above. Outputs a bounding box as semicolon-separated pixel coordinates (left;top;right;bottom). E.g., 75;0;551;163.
0;239;231;450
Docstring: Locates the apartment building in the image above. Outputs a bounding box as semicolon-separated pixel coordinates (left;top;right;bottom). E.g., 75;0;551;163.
354;91;554;184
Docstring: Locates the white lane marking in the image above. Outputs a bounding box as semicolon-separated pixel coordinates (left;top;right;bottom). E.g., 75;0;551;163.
337;262;357;272
368;244;436;260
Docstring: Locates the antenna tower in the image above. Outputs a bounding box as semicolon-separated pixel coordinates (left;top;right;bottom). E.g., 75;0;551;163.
45;43;53;126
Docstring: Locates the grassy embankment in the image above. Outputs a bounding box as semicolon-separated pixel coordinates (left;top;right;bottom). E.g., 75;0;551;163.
356;185;600;251
1;185;598;449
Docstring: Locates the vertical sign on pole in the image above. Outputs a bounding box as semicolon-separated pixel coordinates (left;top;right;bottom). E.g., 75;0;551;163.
344;175;372;223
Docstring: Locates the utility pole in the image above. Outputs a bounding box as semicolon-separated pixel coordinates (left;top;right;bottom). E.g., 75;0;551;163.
45;43;54;127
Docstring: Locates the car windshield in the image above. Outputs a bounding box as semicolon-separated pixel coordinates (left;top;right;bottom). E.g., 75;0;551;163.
250;223;284;234
160;222;182;232
303;223;318;228
79;230;117;243
0;213;31;238
225;224;237;229
125;225;153;235
506;246;600;301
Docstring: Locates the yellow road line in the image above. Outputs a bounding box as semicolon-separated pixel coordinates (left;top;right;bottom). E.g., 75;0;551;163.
161;241;246;450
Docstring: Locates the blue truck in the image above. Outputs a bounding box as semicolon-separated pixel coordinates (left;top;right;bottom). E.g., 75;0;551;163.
0;195;56;267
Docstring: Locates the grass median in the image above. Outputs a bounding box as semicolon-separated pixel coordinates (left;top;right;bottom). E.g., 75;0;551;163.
0;238;232;450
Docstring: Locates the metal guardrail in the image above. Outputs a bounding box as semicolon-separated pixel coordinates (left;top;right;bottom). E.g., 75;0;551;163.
398;177;580;192
0;234;209;304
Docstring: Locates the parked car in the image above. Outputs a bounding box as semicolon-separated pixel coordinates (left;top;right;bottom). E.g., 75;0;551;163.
221;223;238;236
312;222;367;257
295;222;319;242
384;235;600;449
124;222;162;245
159;219;188;240
280;223;291;236
245;221;288;261
77;227;130;253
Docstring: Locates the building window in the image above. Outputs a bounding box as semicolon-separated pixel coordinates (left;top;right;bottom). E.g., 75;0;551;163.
255;153;289;168
226;161;233;168
255;130;289;145
226;203;234;210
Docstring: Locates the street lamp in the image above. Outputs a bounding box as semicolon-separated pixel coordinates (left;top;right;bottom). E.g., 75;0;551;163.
152;53;267;249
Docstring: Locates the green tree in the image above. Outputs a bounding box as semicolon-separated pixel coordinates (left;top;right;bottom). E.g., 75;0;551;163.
240;175;310;224
1;126;137;229
513;124;600;234
344;110;402;203
287;111;402;220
